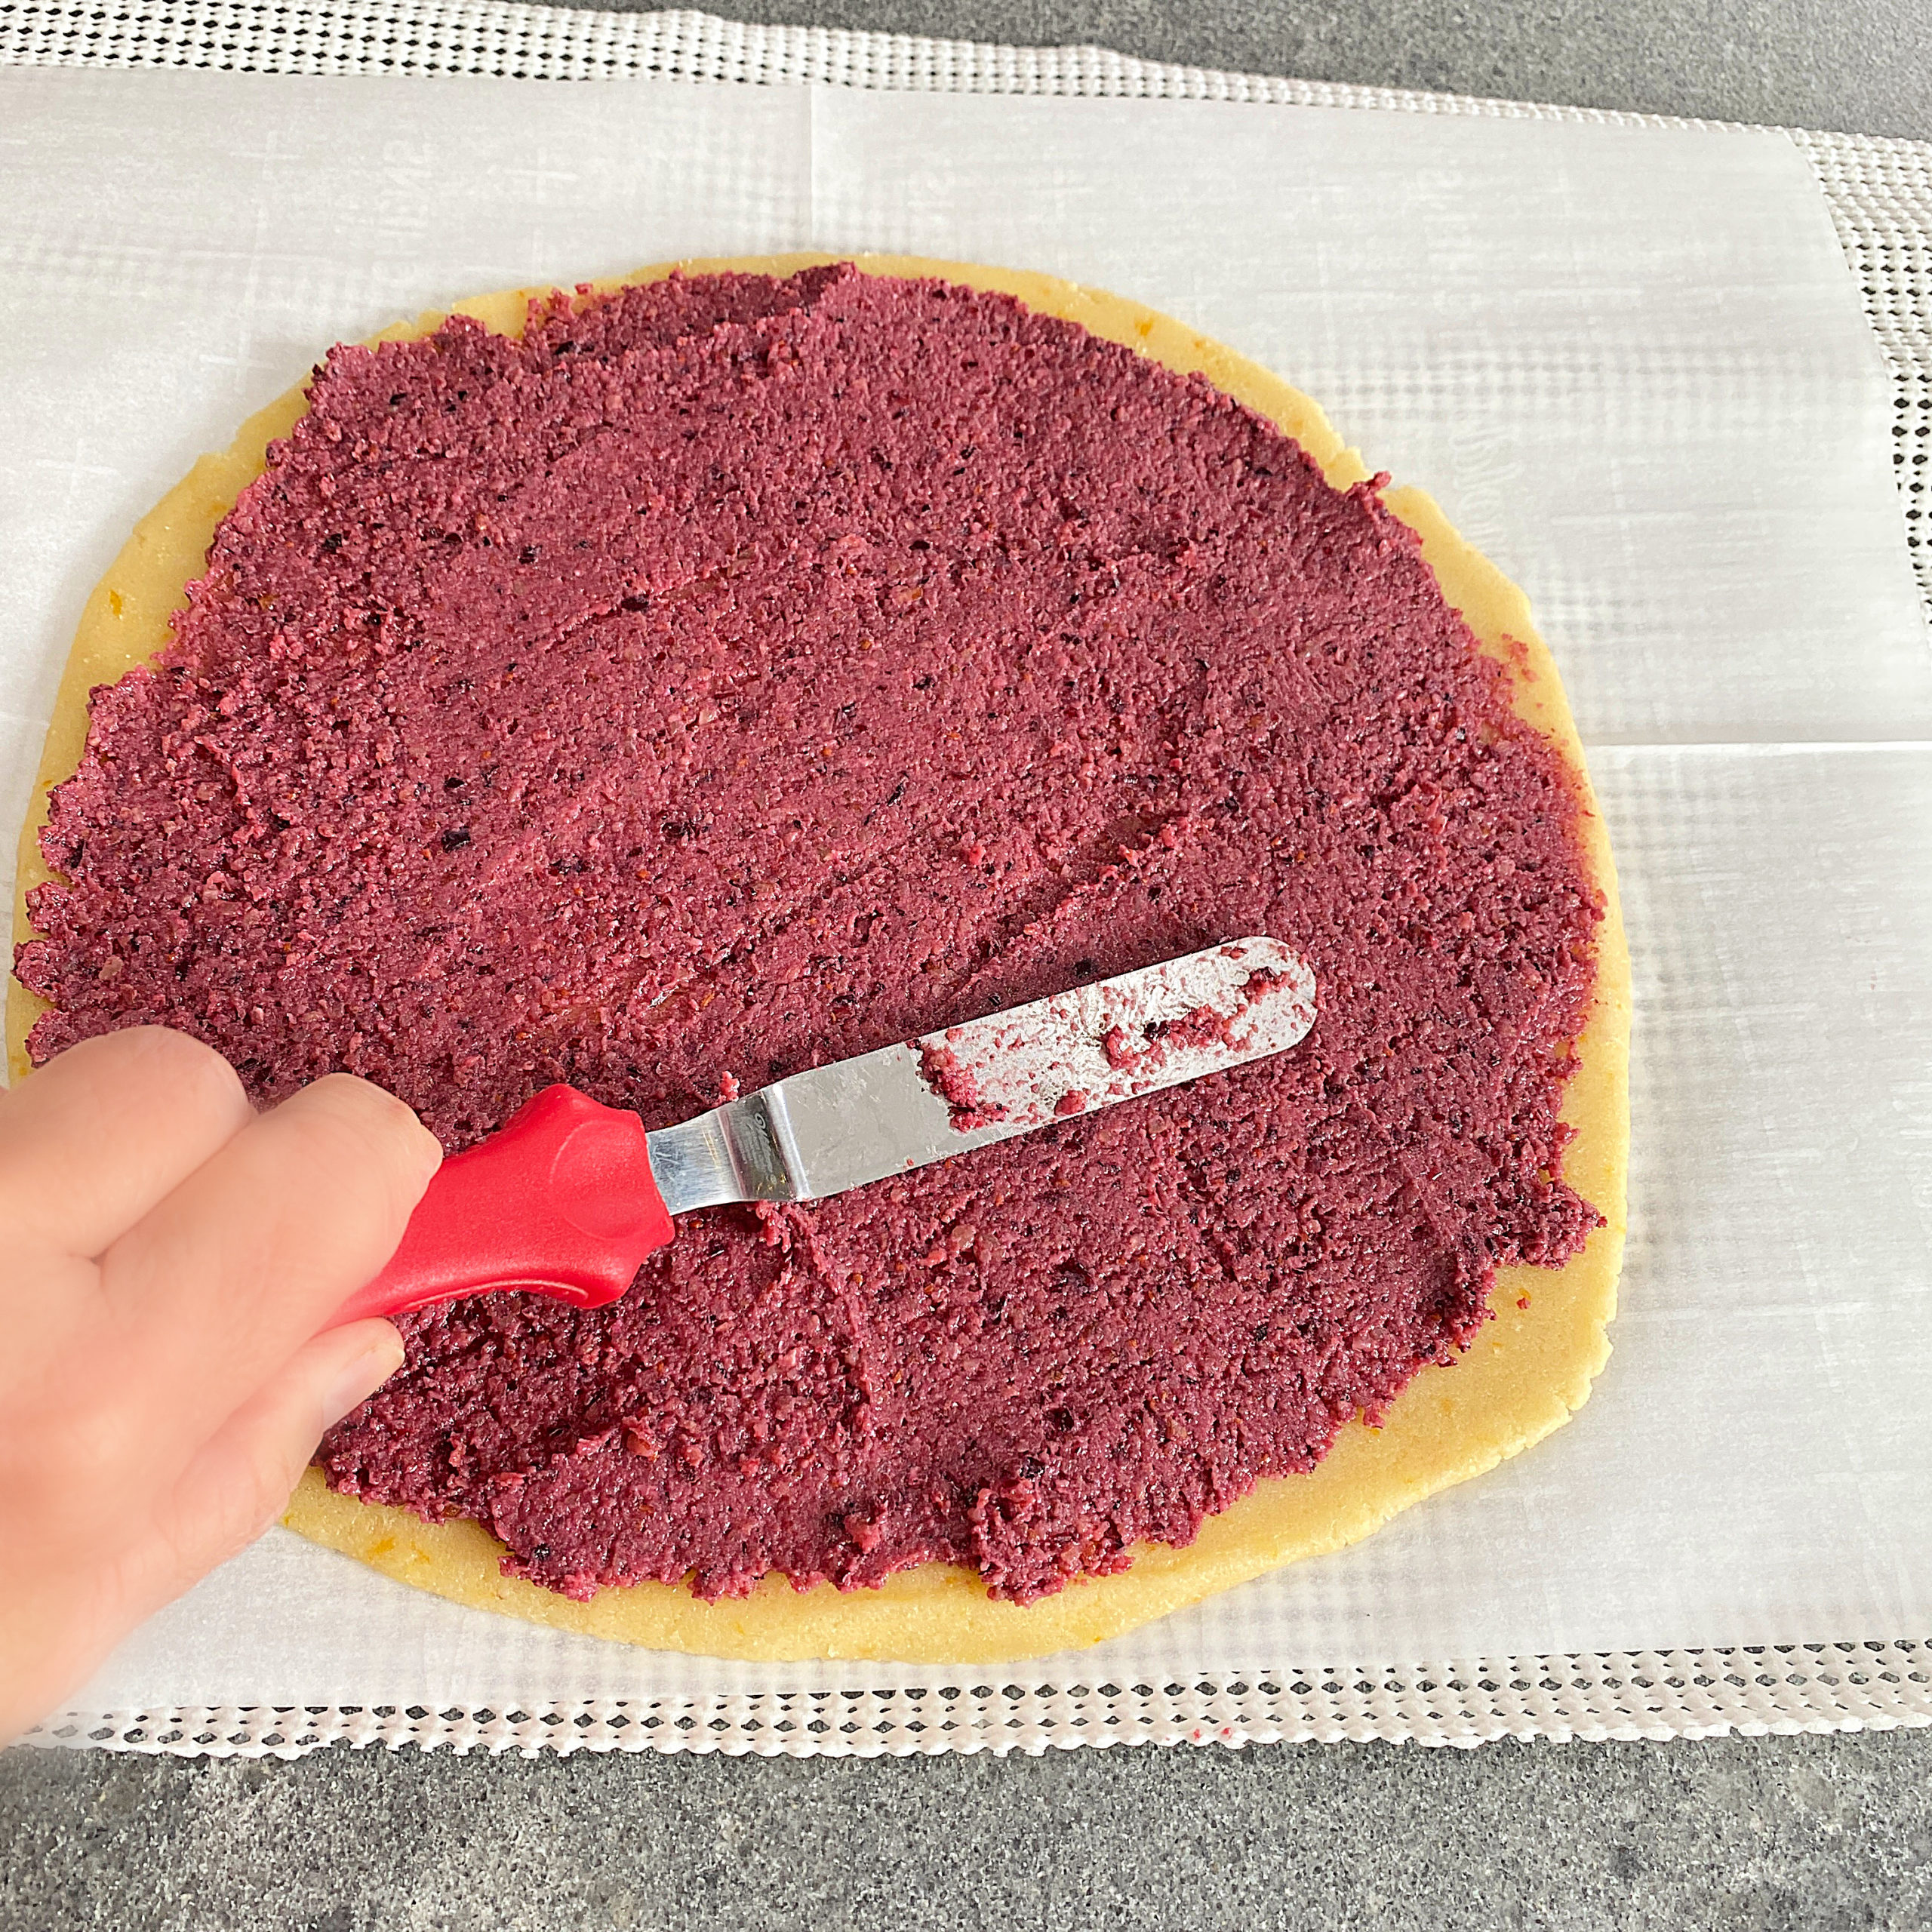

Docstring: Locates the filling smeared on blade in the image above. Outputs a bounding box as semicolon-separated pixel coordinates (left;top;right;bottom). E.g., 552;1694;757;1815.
917;939;1318;1133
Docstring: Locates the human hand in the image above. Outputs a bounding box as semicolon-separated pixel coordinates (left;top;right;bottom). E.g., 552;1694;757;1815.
0;1027;441;1743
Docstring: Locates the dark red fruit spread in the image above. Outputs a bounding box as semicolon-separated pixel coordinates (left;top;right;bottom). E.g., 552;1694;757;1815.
20;265;1604;1604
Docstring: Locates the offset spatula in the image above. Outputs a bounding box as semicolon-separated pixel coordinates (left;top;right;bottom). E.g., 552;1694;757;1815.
334;937;1316;1326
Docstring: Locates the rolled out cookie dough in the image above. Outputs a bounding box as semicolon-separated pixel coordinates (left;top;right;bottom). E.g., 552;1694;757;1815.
8;254;1629;1664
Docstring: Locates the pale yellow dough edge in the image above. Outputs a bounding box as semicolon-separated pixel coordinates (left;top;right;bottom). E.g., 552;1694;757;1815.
8;254;1630;1665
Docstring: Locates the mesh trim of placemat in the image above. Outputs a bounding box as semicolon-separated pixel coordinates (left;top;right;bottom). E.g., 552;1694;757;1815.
6;0;1930;1757
24;1642;1932;1758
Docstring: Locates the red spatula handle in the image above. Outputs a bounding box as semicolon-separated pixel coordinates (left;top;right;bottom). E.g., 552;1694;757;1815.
334;1085;674;1326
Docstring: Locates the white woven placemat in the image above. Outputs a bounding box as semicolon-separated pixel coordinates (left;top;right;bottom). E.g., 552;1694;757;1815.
5;0;1930;1758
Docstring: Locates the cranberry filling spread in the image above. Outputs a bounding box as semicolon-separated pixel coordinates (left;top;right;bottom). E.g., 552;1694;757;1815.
20;265;1603;1604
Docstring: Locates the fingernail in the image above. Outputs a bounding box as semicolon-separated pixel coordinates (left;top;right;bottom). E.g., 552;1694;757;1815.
322;1330;405;1429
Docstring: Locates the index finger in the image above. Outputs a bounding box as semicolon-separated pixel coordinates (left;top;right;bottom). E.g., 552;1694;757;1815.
0;1028;254;1258
103;1072;441;1422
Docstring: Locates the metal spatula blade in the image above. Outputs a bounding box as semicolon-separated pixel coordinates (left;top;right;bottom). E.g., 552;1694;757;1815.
646;937;1318;1212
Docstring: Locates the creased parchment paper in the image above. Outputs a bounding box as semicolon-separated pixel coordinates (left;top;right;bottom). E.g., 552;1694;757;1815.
1;65;1927;1713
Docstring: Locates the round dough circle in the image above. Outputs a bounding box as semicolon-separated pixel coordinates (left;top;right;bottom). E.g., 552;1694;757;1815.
8;254;1630;1663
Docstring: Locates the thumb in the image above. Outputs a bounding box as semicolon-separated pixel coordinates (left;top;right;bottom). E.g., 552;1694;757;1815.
140;1320;405;1607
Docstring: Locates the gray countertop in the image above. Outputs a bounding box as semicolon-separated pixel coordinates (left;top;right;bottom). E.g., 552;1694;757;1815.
4;5;1929;1927
714;0;1932;141
6;1724;1932;1930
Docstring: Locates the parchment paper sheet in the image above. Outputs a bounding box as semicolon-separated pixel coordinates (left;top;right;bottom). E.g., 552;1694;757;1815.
2;65;1927;1709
